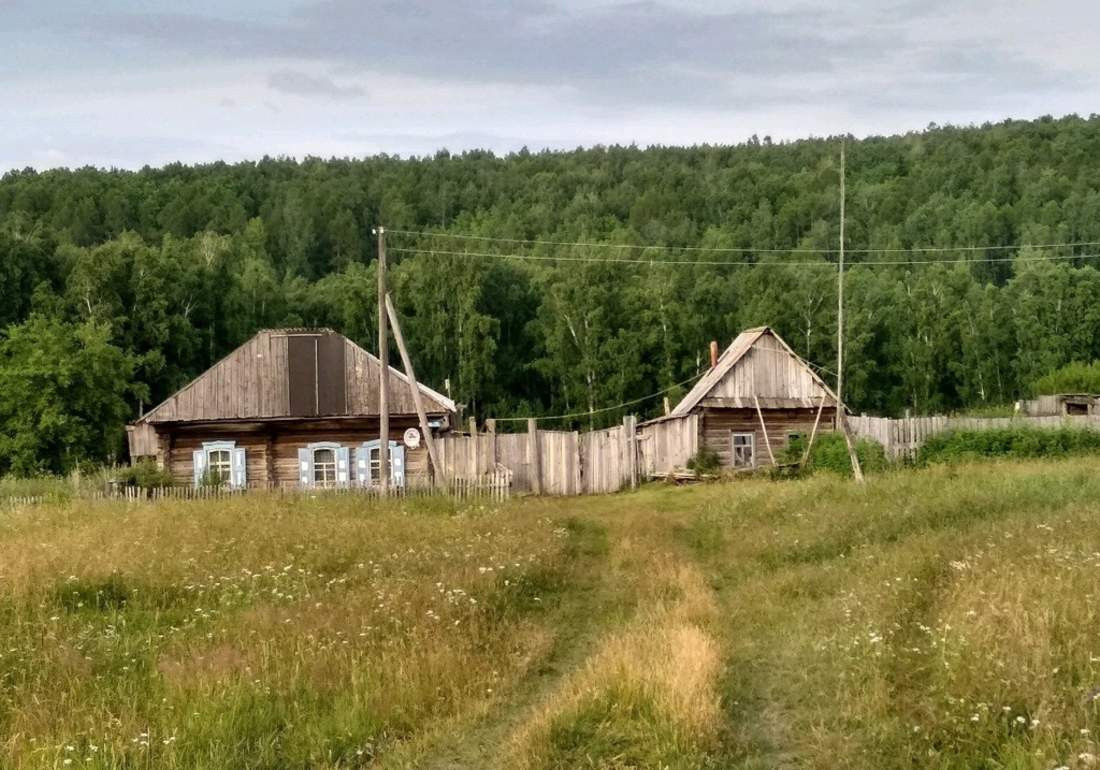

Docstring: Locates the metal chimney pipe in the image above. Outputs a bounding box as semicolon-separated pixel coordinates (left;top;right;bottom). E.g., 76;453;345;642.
709;340;719;369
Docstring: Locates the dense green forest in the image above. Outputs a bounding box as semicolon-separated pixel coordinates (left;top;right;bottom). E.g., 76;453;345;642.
3;114;1100;474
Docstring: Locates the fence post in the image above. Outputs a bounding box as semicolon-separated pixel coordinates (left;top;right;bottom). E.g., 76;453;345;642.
486;419;498;468
527;418;542;495
468;417;479;479
623;415;637;490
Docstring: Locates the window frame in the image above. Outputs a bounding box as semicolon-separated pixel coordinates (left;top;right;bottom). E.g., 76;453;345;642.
731;431;755;468
197;440;245;489
206;448;232;485
368;445;382;485
313;447;338;487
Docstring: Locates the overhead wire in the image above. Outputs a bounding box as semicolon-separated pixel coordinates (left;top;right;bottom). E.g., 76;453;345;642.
386;230;1086;422
389;245;1100;268
491;371;706;423
492;344;839;424
388;228;1100;256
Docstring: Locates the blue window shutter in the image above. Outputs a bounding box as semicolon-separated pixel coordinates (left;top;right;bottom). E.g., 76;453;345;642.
391;442;405;488
232;447;247;489
192;450;206;487
336;446;350;485
298;448;311;487
354;446;368;486
362;440;381;487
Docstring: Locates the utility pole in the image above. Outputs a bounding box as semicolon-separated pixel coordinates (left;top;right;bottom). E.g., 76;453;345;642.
385;292;446;489
836;139;865;483
374;226;391;494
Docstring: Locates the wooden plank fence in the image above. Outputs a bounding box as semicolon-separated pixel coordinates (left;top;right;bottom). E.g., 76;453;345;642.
637;414;699;477
848;413;1100;461
436;416;650;496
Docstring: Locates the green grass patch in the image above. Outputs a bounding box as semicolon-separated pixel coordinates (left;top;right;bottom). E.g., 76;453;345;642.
541;684;701;770
918;426;1100;464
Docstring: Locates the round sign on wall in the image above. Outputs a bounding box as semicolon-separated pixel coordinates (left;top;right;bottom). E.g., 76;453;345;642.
403;427;421;448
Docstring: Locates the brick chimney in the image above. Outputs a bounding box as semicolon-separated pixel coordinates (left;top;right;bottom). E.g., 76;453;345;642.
709;340;719;369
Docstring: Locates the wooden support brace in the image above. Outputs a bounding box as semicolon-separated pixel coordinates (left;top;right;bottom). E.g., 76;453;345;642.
383;293;446;488
801;393;827;466
753;395;777;467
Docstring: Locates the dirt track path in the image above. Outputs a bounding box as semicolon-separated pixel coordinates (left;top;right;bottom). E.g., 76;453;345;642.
377;514;621;770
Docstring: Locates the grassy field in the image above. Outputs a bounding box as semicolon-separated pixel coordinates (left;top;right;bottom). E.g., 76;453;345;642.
4;459;1100;768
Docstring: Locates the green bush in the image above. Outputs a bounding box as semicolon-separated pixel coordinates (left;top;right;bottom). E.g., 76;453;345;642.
116;459;175;490
918;426;1100;464
685;446;721;476
1032;361;1100;396
801;432;889;477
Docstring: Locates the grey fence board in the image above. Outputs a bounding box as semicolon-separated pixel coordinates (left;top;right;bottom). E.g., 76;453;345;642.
848;413;1100;460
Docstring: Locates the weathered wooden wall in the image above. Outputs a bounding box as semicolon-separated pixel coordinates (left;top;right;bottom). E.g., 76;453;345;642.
637;415;698;476
700;407;836;468
847;413;1100;460
709;334;830;402
436;419;636;496
163;424;431;488
138;330;453;425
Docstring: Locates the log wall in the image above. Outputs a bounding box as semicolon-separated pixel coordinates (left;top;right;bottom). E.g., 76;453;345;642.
701;406;837;468
159;419;432;488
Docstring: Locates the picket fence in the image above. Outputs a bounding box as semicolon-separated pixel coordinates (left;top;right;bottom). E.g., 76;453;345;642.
0;468;513;510
847;413;1100;460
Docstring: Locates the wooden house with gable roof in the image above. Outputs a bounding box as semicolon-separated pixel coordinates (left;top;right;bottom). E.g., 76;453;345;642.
657;326;840;470
126;328;457;489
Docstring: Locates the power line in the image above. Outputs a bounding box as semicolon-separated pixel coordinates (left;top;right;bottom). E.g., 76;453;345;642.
493;371;706;423
389;246;1100;268
389;228;1100;256
492;345;839;424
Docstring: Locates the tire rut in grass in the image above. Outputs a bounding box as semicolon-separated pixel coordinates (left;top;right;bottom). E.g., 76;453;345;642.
377;515;616;770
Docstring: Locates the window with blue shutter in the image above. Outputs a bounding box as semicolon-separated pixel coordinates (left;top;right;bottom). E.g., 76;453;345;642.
231;447;247;489
196;441;244;488
391;443;405;487
357;440;405;488
336;446;350;485
301;442;346;488
192;450;206;487
355;445;369;486
298;447;312;486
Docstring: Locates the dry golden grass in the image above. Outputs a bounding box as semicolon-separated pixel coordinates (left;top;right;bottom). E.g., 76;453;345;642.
507;559;722;769
0;494;582;769
6;458;1100;769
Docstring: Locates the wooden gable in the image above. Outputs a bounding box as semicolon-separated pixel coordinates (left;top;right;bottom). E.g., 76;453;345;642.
671;327;837;415
135;329;456;425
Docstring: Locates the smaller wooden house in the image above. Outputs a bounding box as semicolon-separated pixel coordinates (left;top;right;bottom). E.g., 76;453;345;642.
653;326;840;470
1019;393;1100;417
126;329;457;489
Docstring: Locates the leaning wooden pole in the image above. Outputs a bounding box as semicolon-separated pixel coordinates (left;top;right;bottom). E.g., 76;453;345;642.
802;392;827;466
835;140;865;483
753;395;777;467
385;293;446;488
375;226;391;494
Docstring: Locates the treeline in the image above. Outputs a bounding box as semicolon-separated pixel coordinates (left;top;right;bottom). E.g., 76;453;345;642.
4;114;1100;474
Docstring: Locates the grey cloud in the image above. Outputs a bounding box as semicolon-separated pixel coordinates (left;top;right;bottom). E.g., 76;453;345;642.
46;0;1093;113
267;69;365;99
76;1;849;108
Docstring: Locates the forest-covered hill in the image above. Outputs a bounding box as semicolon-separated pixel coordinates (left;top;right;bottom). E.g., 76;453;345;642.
3;114;1100;473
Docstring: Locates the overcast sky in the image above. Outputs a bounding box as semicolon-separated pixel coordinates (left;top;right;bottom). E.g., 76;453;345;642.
3;0;1097;172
